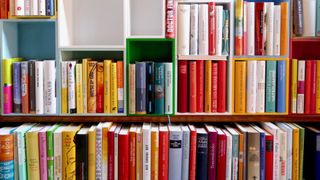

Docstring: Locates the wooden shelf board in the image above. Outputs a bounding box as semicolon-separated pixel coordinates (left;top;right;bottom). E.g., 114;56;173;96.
233;56;288;60
0;19;56;23
291;37;320;42
178;55;228;60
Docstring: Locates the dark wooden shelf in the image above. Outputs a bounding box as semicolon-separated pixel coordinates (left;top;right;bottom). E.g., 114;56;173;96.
1;115;320;123
291;37;320;42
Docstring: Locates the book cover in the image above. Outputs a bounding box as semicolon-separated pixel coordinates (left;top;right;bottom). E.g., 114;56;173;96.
303;126;320;179
142;123;151;180
43;60;56;114
196;60;204;112
87;61;97;113
168;125;183;180
96;124;103;179
256;61;266;113
247;2;255;55
265;61;277;112
273;5;281;56
13;62;22;113
216;128;227;180
178;61;188;112
190;4;199;55
165;63;173;114
35;61;44;114
205;124;217;180
305;60;315;114
196;127;208;180
177;5;190;55
129;64;136;114
101;122;112;180
235;0;244;55
136;62;146;114
280;2;289;55
247;61;257;113
104;60;112;113
165;0;175;38
96;62;104;113
54;126;66;180
119;127;129;180
243;2;247;55
129;125;137;180
222;10;230;55
287;124;299;180
28;60;36;114
209;2;216;55
225;126;240;180
181;126;190;180
211;61;218;112
199;4;209;55
292;59;298;113
114;125;122;180
67;61;77;114
277;61;286;113
265;132;273;180
236;124;248;180
218;61;226;112
235;61;246;113
215;6;223;56
88;126;96;180
21;61;29;113
310;61;317;114
46;0;54;16
151;125;159;180
294;124;305;180
297;60;306;113
246;126;260;180
76;64;84;114
293;0;303;36
265;3;274;55
75;127;89;180
82;58;90;114
117;61;124;113
39;126;50;180
302;0;316;36
111;62;118;114
39;0;46;15
0;127;15;180
46;124;60;180
223;129;232;180
146;62;155;114
255;2;264;55
205;60;212;112
14;0;25;16
159;124;169;180
252;124;267;180
189;61;197;113
61;62;68;114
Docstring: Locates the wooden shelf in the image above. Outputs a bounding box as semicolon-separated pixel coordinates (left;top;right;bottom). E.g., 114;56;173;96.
1;115;320;123
291;37;320;42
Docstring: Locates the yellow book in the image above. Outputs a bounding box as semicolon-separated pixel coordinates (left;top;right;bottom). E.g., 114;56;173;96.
136;126;143;180
26;126;43;180
61;62;68;114
151;125;159;180
102;122;113;180
234;61;247;113
288;123;300;180
82;58;91;113
76;64;83;113
104;60;112;113
111;62;118;114
88;125;96;180
87;61;97;113
291;59;298;113
2;58;22;85
316;61;320;113
280;2;289;56
62;125;82;180
205;61;212;112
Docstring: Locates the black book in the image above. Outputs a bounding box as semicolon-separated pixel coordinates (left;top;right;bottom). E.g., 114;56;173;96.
196;127;208;180
76;127;89;180
303;126;320;180
146;61;155;114
28;60;36;113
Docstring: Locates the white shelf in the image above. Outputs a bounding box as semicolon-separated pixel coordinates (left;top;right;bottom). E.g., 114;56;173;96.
59;45;125;51
178;55;228;60
175;112;231;115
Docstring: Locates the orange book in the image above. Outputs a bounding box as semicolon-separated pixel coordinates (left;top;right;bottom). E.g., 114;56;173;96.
136;126;143;180
280;2;288;56
237;130;244;180
151;125;159;180
234;61;247;113
0;129;14;162
87;61;97;113
117;61;124;113
96;62;104;113
129;125;137;180
205;61;212;112
188;124;197;180
189;61;197;113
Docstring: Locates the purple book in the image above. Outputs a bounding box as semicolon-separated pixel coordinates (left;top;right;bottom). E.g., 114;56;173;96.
13;62;21;113
39;126;50;180
205;124;218;180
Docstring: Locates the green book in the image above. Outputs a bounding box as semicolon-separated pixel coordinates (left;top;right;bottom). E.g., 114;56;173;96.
46;124;61;180
265;61;277;112
154;63;165;114
294;123;305;180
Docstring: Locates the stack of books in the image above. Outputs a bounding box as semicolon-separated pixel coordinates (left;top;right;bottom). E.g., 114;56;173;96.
2;59;56;114
61;59;124;114
12;0;55;16
1;122;319;180
234;60;287;113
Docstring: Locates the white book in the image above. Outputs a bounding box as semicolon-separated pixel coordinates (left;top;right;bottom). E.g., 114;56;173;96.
261;122;280;180
273;5;281;56
247;2;255;55
265;2;274;55
25;0;31;15
297;60;305;113
198;4;208;55
129;64;136;114
247;61;257;113
96;123;103;180
35;61;44;114
256;61;266;112
168;124;182;180
262;3;267;55
165;63;173;114
277;122;293;180
223;129;233;180
67;61;76;113
215;6;223;56
44;60;56;114
53;126;66;180
181;125;190;180
31;0;38;15
243;2;247;55
190;4;199;55
224;126;239;180
302;0;316;36
15;0;25;15
142;123;151;180
278;128;287;180
38;0;46;15
178;5;191;55
114;125;122;180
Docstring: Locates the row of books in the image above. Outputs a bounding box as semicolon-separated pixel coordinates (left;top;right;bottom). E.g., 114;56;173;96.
234;60;287;113
235;0;289;56
12;0;55;16
178;60;226;113
1;122;319;180
293;0;320;37
61;59;124;114
2;59;56;114
291;59;320;114
128;61;173;115
177;3;230;56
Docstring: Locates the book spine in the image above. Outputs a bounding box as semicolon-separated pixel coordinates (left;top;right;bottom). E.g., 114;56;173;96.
76;64;83;113
165;63;173;114
235;61;247;113
302;0;316;36
181;130;190;180
54;131;62;180
235;0;243;55
129;64;136;114
67;61;77;114
291;128;299;180
21;62;29;114
136;131;143;180
2;60;13;114
46;128;56;180
136;62;146;114
222;10;230;55
0;0;9;18
196;60;204;112
273;5;281;56
35;61;44;114
215;6;223;56
199;4;209;55
43;60;56;114
196;133;208;180
209;2;216;55
247;61;257;113
310;61;317;114
178;61;188;112
218;61;226;112
13;62;22;113
266;3;274;55
82;59;88;113
207;132;217;180
146;62;155;114
211;61;218;113
96;62;104;113
46;0;54;16
31;0;38;15
88;128;96;180
102;127;108;180
62;130;78;180
26;132;40;179
316;61;320;113
155;63;165;114
177;5;190;55
279;131;287;180
256;61;266;113
217;134;227;180
39;131;48;180
317;0;320;36
39;0;46;15
238;133;244;180
231;135;239;180
225;132;232;180
119;133;129;180
76;134;88;180
265;61;277;112
265;135;273;180
142;127;151;180
189;129;197;180
96;127;102;179
104;60;112;113
277;61;286;113
15;0;25;16
305;61;312;114
87;61;97;113
292;59;298;113
247;133;260;180
159;130;169;180
189;61;197;113
129;130;136;180
165;0;175;38
259;133;265;180
243;2;247;55
255;2;264;55
29;61;36;114
297;60;306;113
280;2;289;55
205;61;212;112
190;4;199;55
247;2;255;55
151;130;159;180
61;62;68;114
293;0;303;36
25;0;31;15
111;62;118;114
117;61;124;113
0;134;14;179
168;131;183;180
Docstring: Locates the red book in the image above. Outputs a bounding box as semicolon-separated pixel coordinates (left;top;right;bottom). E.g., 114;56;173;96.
243;1;247;55
208;2;216;55
310;60;317;114
216;128;226;180
129;126;136;180
211;62;218;112
96;63;104;113
108;125;117;180
255;2;264;55
189;61;197;112
205;125;218;180
178;60;188;112
196;60;204;112
305;60;312;114
218;61;227;112
188;124;197;180
159;124;169;180
265;132;273;180
119;128;129;180
0;0;8;19
165;0;175;38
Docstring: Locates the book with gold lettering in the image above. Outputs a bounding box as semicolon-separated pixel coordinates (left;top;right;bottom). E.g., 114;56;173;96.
87;61;97;113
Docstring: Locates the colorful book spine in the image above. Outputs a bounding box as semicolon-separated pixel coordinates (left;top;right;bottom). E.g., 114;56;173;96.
26;129;41;180
129;64;136;114
235;61;246;113
310;61;317;114
211;61;218;112
265;61;277;112
178;61;188;113
196;129;208;180
255;2;264;55
151;126;159;180
96;62;104;113
29;61;36;114
165;63;173;114
159;125;169;180
46;125;60;180
165;0;175;38
119;128;129;180
43;60;56;114
0;132;14;180
39;129;48;180
196;61;204;112
129;126;136;180
218;61;226;112
21;61;29;114
82;59;89;114
35;61;44;114
235;0;244;55
67;61;77;114
136;62;146;114
104;60;112;113
280;2;289;55
316;61;320;113
87;61;97;113
292;59;298;113
188;125;197;180
189;61;197;113
277;61;286;113
205;61;212;112
61;62;68;114
3;59;19;114
13;62;22;113
46;0;54;16
209;2;216;55
89;126;96;180
222;10;230;55
76;64;84;114
146;62;155;114
111;62;118;114
297;60;306;114
117;61;124;113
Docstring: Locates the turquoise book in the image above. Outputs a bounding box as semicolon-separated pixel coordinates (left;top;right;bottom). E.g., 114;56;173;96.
155;63;165;114
317;0;320;36
265;61;277;112
222;10;230;55
46;124;61;180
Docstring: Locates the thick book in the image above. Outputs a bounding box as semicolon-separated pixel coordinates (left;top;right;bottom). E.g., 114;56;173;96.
304;126;320;179
211;62;218;112
235;0;244;55
76;127;89;180
188;125;197;180
196;60;204;112
88;126;96;180
151;125;159;180
43;60;56;114
61;62;68;114
103;60;112;113
165;0;175;38
293;0;303;36
168;124;183;180
136;62;147;114
13;62;22;113
76;64;84;114
205;61;212;112
247;61;257;113
199;4;209;55
189;61;197;112
146;62;155;114
129;64;136;114
190;4;199;55
218;61;226;112
96;62;104;113
195;127;208;180
159;124;169;180
291;59;298;113
155;63;165;114
87;61;97;113
28;60;36;114
265;61;277;112
119;127;130;180
215;6;223;56
178;61;188;112
67;61;77;114
35;61;44;114
142;123;151;180
277;61;286;113
117;61;124;113
280;2;289;55
209;2;216;55
165;63;173;114
21;61;29;113
302;0;316;36
181;126;190;180
46;124;60;180
177;5;190;55
234;61;246;113
205;124;217;180
297;60;306;113
255;2;264;55
0;127;15;180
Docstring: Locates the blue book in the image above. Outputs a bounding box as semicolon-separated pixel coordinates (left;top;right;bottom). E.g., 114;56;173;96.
46;0;55;16
265;61;277;112
136;62;146;114
277;61;286;112
13;62;21;113
146;62;154;114
195;128;208;180
304;126;320;180
154;63;165;114
0;127;16;180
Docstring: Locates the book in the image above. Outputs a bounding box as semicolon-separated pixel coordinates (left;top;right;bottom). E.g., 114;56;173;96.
235;0;244;55
168;124;183;180
39;0;46;15
216;6;223;56
159;124;169;180
246;126;260;180
119;127;130;180
142;123;151;180
89;126;96;180
97;62;104;113
205;124;217;180
302;0;316;36
181;125;190;180
14;0;24;16
251;124;266;180
28;61;36;114
310;61;317;114
317;61;320;113
190;4;199;55
222;10;230;55
114;125;122;180
236;124;248;180
247;61;257;113
286;123;299;180
104;60;112;113
82;58;90;113
211;62;218;112
216;127;227;180
67;61;77;114
146;62;155;114
46;0;54;16
87;61;97;113
237;129;244;180
178;61;188;113
54;126;66;180
265;61;277;112
235;61;246;113
75;127;89;180
136;126;143;180
205;61;212;112
39;126;50;180
165;63;173;114
265;3;274;55
35;61;44;114
96;123;103;179
223;129;232;180
189;61;197;113
31;0;38;15
247;2;255;55
255;2;264;55
101;122;112;180
46;124;60;180
155;63;165;114
13;62;22;113
151;125;159;180
117;61;124;113
188;125;197;180
225;126;240;180
129;125;137;180
292;59;298;113
199;4;209;55
280;2;289;55
136;62;146;114
196;127;208;180
61;62;68;114
304;126;320;179
256;61;266;113
76;64;83;114
294;124;305;180
209;2;216;55
273;5;281;56
178;4;190;55
111;62;118;114
0;127;15;180
265;131;273;180
165;0;175;38
196;60;204;112
0;0;9;18
277;61;286;113
243;2;247;55
43;60;56;114
21;61;29;114
297;60;306;113
293;0;303;36
278;128;287;180
129;64;136;114
218;61;226;112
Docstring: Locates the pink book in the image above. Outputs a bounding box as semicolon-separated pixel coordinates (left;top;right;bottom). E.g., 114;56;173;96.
39;126;49;180
243;1;248;55
3;86;13;114
205;124;218;180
